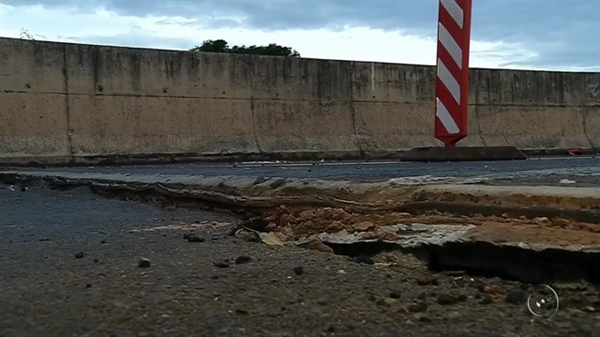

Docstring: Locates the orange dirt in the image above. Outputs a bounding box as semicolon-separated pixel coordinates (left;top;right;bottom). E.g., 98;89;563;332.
468;221;600;247
263;205;600;247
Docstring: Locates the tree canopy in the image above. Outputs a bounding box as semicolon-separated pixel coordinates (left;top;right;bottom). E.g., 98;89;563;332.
190;39;300;57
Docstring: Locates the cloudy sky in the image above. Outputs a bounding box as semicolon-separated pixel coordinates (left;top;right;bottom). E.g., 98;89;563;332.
1;0;599;71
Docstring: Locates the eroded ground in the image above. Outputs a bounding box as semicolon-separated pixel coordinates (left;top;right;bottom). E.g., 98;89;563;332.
260;206;600;246
1;184;600;337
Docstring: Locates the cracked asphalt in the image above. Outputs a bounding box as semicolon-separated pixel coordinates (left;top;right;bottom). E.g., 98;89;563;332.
1;182;600;337
5;156;599;186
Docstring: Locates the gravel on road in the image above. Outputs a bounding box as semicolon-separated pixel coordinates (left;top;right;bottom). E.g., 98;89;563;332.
1;185;599;337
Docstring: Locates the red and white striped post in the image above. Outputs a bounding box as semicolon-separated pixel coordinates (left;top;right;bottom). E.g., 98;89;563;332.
434;0;473;147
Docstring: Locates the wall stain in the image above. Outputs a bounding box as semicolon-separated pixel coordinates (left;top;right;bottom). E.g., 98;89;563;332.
62;45;74;156
91;47;101;90
129;53;141;92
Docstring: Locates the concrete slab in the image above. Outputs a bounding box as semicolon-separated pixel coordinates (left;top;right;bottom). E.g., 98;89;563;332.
401;146;527;162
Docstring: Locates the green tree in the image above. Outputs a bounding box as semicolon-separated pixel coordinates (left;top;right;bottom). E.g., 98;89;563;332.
190;39;300;57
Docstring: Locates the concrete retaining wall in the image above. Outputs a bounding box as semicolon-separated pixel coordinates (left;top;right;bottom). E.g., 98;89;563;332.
1;37;598;164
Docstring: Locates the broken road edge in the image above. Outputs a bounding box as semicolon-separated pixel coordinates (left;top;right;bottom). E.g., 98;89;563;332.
2;170;599;284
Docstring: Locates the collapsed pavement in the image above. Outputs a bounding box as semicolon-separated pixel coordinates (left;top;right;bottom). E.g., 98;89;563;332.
2;169;600;285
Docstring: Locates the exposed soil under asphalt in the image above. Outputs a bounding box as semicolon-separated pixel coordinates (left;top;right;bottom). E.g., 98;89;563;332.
1;185;600;337
262;206;600;244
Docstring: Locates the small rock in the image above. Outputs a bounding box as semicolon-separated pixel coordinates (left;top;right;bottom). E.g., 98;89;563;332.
86;283;92;288
93;258;99;263
235;229;261;243
417;291;430;300
505;288;527;305
100;240;106;244
553;218;571;226
415;314;431;322
353;221;375;232
437;293;460;305
484;284;505;295
266;222;278;231
479;294;493;304
375;297;396;306
583;306;596;313
213;260;230;268
383;298;397;306
317;299;327;306
74;252;85;259
354;255;374;265
300;239;335;254
389;290;401;299
326;221;345;233
234;255;252;264
293;266;304;275
416;275;438;286
138;257;151;268
452;277;468;288
532;217;549;224
447;311;461;320
337;269;347;275
235;308;248;315
186;234;205;243
408;302;427;313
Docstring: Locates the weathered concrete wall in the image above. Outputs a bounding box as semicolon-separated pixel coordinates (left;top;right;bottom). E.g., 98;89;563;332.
1;37;598;164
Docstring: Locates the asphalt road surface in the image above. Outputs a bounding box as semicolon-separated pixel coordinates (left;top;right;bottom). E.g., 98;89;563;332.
5;156;600;186
1;183;600;337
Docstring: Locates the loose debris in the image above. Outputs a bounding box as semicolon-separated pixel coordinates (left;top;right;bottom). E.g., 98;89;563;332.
389;290;402;299
259;232;284;246
235;229;261;243
184;233;205;242
214;260;231;268
407;302;427;313
437;293;466;305
138;257;151;268
234;256;252;264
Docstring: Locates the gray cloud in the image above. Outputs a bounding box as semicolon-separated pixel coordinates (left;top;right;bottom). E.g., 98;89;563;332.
67;29;196;51
4;0;599;69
